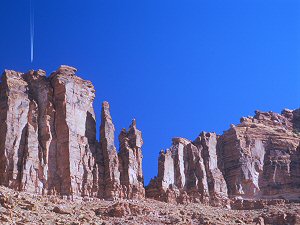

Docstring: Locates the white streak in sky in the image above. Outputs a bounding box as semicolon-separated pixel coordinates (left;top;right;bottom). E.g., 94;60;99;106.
30;0;34;63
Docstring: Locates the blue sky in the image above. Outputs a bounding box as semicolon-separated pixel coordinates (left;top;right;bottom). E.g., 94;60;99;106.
1;0;300;184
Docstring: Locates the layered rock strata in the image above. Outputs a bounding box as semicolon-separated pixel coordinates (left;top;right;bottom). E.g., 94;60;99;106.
219;110;300;199
146;110;300;204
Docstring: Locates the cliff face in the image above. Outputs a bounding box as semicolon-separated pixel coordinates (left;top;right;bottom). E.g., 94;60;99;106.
0;66;144;199
0;65;299;207
0;70;36;191
98;101;121;199
118;119;145;199
219;110;300;199
98;102;145;199
146;110;300;205
49;66;98;197
0;66;99;197
146;134;228;206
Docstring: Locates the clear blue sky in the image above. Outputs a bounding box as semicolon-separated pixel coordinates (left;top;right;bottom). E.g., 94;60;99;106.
1;0;299;184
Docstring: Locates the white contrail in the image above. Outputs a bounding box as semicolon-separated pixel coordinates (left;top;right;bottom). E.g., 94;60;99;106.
30;0;34;63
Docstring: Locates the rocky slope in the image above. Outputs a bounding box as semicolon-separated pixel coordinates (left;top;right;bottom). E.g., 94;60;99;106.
0;185;299;225
0;65;299;224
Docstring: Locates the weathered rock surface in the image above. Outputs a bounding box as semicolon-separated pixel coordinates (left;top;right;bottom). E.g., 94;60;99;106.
0;65;300;210
219;110;300;199
0;69;46;194
195;132;228;203
0;66;99;197
49;66;98;197
146;134;228;205
98;101;121;199
98;103;145;199
0;66;144;200
118;119;145;199
147;109;300;205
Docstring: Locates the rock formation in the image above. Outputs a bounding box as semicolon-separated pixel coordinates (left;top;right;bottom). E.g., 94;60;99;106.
0;65;299;209
195;132;228;202
0;66;99;197
146;134;228;205
146;109;300;205
118;119;145;199
98;103;145;199
49;66;98;197
0;70;36;192
0;66;144;200
219;110;300;199
98;101;121;199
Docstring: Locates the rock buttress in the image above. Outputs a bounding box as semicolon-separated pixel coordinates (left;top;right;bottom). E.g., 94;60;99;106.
0;66;147;200
146;137;217;204
23;70;56;194
193;132;228;205
50;65;98;197
0;70;53;194
118;119;145;199
0;70;34;190
98;101;121;199
147;109;300;204
219;110;300;199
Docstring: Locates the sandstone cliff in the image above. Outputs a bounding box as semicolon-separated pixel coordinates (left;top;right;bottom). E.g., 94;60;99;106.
98;102;145;199
146;109;300;205
0;66;99;197
0;66;145;200
0;65;299;208
146;134;228;206
98;101;121;199
118;119;145;199
219;110;300;199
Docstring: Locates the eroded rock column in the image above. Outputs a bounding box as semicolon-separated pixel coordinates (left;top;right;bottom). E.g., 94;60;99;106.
98;101;121;199
50;65;97;197
0;70;34;191
146;137;214;204
118;119;145;199
194;132;228;204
